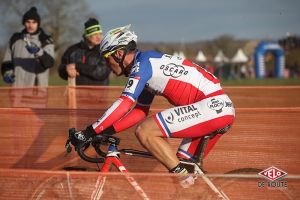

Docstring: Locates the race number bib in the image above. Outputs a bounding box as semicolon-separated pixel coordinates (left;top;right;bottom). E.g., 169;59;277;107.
124;77;139;94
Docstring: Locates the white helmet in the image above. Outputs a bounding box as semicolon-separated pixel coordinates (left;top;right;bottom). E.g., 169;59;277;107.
100;24;137;58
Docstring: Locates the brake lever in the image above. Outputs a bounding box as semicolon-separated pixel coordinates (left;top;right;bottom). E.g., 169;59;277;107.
65;139;72;155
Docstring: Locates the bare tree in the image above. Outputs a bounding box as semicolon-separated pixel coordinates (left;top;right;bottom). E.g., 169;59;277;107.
213;35;240;58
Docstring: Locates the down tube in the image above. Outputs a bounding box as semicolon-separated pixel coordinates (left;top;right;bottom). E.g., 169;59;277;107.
111;156;150;200
101;157;114;172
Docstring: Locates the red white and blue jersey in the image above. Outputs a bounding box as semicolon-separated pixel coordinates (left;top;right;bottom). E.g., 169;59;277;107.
92;50;225;133
126;51;224;105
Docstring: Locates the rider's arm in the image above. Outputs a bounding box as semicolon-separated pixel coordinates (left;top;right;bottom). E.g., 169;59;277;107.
92;95;135;133
91;52;153;134
92;73;152;134
113;88;155;132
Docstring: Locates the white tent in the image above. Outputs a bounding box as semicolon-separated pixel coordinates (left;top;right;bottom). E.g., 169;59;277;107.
178;51;185;59
231;48;248;63
214;50;229;63
173;51;185;59
196;51;207;62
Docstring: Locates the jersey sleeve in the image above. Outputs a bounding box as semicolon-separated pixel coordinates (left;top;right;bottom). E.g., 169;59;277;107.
113;88;155;132
92;56;153;134
92;95;134;133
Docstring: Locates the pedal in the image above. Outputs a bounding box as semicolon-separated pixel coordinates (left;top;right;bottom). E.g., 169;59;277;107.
179;159;206;175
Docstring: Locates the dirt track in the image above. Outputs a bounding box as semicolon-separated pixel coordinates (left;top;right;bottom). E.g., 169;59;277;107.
0;169;299;200
0;86;299;199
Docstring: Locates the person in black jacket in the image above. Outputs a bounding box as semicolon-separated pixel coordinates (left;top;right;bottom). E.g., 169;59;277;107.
1;6;55;87
58;18;110;85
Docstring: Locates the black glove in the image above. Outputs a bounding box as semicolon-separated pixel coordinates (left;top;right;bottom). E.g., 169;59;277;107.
69;125;97;151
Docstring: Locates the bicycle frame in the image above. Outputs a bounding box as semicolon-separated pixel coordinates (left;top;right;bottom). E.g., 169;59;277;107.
98;143;150;200
101;144;128;173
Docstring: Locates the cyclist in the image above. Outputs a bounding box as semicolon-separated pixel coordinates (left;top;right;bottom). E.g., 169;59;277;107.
70;25;235;187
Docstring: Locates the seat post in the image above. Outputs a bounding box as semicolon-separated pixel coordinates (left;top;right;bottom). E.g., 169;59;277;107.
194;125;231;167
194;135;210;167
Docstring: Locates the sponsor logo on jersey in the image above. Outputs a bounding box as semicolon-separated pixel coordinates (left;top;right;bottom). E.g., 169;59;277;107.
160;63;188;78
165;113;175;124
225;101;233;107
165;105;201;124
207;98;224;114
131;62;140;73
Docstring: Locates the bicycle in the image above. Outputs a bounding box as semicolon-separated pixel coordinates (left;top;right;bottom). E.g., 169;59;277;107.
63;128;231;200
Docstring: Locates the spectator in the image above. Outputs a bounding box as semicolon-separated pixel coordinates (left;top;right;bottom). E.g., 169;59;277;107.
1;7;55;87
58;18;110;85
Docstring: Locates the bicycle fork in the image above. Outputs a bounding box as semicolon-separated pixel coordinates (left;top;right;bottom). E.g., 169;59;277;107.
101;145;150;200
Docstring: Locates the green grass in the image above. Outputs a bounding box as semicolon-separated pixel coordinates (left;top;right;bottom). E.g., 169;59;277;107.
49;73;68;86
1;73;299;87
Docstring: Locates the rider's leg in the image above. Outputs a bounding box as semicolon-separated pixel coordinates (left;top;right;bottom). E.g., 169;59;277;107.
135;117;233;172
136;95;235;171
135;117;180;170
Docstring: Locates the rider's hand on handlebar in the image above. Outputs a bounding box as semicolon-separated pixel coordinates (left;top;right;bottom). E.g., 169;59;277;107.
69;125;97;151
66;125;117;153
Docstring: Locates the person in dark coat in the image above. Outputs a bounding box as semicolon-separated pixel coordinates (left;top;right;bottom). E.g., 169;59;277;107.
58;18;110;85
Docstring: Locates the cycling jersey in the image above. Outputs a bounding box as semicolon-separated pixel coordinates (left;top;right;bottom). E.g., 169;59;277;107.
123;51;224;105
92;50;227;133
92;50;235;160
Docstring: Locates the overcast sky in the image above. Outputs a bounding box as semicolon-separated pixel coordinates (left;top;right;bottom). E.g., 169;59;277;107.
88;0;300;42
